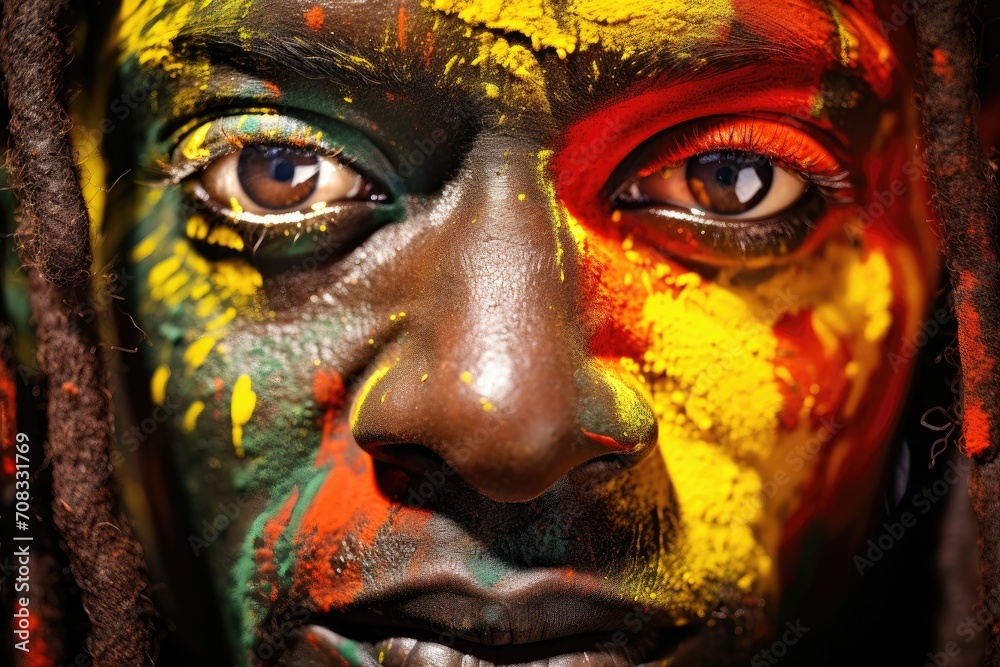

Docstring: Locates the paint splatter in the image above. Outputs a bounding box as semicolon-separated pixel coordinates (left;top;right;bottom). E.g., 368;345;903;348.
231;374;257;457
398;5;408;51
304;5;324;31
151;365;171;405
312;368;346;412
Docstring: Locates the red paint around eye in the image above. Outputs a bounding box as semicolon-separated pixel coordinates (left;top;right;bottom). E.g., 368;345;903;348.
729;0;895;98
730;0;834;56
303;5;324;31
634;118;846;181
550;67;835;228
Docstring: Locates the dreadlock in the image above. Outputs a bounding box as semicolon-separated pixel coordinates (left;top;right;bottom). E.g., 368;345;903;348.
915;0;1000;662
0;0;155;664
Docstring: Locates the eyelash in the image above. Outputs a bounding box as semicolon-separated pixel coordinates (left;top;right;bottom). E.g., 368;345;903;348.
624;118;855;206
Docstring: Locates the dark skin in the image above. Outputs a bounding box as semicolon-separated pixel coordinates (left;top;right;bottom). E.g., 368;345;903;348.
101;0;940;664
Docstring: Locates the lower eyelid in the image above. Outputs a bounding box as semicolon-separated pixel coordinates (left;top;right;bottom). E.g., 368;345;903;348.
187;181;336;227
614;187;831;268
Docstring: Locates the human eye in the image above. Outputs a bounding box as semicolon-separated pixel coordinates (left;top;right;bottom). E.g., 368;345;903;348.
163;113;401;259
609;118;855;267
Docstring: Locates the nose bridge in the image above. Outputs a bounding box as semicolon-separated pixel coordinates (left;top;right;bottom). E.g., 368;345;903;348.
436;143;580;403
349;137;658;502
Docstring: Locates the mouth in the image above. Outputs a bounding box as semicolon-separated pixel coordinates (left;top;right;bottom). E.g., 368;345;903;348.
275;569;701;666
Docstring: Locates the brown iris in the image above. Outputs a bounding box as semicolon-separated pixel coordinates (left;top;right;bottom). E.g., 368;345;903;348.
237;146;321;210
686;151;774;215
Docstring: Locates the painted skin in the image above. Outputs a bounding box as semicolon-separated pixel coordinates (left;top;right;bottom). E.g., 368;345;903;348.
99;0;939;664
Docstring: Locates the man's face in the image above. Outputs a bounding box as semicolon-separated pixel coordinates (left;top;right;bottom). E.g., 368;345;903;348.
106;0;938;664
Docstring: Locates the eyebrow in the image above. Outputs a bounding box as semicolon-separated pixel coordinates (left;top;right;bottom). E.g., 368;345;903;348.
150;27;869;97
169;31;392;89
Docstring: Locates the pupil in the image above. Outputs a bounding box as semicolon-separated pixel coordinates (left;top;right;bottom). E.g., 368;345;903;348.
687;151;774;215
715;166;737;187
271;159;294;183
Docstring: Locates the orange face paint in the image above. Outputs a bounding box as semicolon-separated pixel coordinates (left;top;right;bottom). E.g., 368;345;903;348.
304;6;325;31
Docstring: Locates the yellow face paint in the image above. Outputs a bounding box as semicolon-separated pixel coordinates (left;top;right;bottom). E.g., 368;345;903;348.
350;365;393;429
231;374;257;457
118;0;195;69
183;335;217;373
596;238;895;615
150;365;172;406
430;0;733;56
182;400;206;432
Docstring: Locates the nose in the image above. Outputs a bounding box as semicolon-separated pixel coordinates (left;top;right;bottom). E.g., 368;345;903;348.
350;139;657;502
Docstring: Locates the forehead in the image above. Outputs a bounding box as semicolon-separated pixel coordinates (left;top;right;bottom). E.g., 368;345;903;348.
117;0;895;128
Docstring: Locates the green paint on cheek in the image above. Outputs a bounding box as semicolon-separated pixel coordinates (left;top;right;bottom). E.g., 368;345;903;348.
234;465;331;654
275;468;330;579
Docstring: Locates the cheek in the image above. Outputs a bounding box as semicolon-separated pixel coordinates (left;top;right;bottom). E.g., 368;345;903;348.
241;379;437;624
573;216;903;590
133;193;266;344
128;192;269;486
577;225;898;458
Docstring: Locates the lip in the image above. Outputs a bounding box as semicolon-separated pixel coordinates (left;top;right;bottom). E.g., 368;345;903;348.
280;569;699;666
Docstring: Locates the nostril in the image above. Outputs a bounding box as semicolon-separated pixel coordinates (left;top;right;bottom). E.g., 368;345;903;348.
369;446;470;508
363;442;445;475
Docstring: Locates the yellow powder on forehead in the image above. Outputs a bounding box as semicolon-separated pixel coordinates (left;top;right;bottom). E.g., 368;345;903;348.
429;0;733;56
471;34;543;80
118;0;195;68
